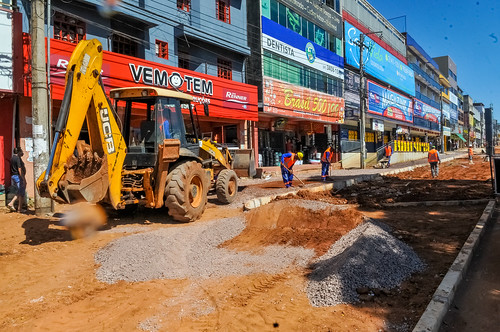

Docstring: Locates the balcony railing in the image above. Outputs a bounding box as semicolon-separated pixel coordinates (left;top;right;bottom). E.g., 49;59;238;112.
409;63;442;91
415;91;440;109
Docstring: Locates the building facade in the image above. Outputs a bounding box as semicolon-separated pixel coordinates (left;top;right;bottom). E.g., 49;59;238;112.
248;0;345;166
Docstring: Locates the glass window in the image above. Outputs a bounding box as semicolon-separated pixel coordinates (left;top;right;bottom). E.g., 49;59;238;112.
177;0;190;11
270;0;278;22
54;12;86;43
278;2;286;26
156;97;187;145
314;26;326;47
307;21;314;41
155;40;168;59
286;8;301;34
216;0;231;24
217;58;232;80
112;34;137;57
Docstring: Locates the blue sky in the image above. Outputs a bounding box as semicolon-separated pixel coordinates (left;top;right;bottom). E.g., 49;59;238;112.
367;0;500;119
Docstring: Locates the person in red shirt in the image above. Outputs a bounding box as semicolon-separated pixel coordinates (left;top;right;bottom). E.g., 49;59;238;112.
384;143;393;167
428;145;441;178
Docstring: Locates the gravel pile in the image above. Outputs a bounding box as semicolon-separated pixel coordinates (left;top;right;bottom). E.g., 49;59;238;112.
95;216;315;284
307;220;425;307
283;199;352;211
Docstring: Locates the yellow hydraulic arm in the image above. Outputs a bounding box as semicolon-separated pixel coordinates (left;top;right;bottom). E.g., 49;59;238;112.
199;138;233;170
37;39;126;208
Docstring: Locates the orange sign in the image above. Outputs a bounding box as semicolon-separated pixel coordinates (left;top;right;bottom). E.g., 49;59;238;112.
263;77;344;124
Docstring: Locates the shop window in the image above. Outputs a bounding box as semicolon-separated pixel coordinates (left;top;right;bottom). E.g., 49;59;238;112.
216;0;230;24
155;40;168;59
217;58;232;80
54;12;85;43
365;132;375;143
112;34;137;57
177;0;190;11
348;130;358;141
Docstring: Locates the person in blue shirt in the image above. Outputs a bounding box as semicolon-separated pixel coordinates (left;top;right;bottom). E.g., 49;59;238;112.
280;151;303;188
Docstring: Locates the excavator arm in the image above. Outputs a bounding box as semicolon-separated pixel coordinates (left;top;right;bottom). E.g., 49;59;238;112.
199;138;233;171
37;39;126;208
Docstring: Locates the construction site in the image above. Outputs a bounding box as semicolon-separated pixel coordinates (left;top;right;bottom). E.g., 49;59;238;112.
1;153;498;332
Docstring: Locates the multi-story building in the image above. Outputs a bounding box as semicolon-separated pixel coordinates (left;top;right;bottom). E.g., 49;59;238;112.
473;102;485;147
463;94;474;146
404;33;441;144
342;0;416;167
247;0;345;166
433;55;459;151
13;0;259;196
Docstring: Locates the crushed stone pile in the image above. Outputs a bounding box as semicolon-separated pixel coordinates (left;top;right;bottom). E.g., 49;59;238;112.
95;216;315;284
282;199;353;211
307;220;425;307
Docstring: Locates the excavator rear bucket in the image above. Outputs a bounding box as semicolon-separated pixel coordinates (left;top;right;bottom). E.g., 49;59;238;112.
60;151;110;204
232;149;256;178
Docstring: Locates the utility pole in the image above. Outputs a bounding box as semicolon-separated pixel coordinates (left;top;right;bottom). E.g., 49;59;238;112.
439;87;445;153
358;34;366;169
353;31;381;169
31;0;52;215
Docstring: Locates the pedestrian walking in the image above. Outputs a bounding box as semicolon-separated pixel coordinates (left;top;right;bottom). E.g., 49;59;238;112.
428;145;441;178
280;151;303;188
321;145;334;181
468;145;474;164
384;143;393;167
7;147;27;213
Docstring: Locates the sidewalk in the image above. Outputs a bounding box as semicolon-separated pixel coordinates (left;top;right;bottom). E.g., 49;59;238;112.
439;204;500;332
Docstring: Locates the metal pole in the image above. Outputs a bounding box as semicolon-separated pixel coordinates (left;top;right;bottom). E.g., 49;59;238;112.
440;89;444;153
31;0;52;215
359;34;366;169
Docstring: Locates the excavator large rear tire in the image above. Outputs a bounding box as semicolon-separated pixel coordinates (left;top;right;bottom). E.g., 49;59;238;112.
164;161;208;222
216;169;238;204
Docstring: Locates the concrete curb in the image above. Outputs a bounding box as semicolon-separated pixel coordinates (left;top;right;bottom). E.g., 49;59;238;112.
412;199;496;332
243;153;467;211
382;199;491;208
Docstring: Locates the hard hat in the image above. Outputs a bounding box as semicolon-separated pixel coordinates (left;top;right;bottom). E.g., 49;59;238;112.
297;152;304;160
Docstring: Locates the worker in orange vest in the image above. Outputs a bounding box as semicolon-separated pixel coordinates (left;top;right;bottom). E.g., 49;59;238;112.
321;145;334;181
468;145;474;164
428;145;441;178
280;151;303;188
384;143;393;167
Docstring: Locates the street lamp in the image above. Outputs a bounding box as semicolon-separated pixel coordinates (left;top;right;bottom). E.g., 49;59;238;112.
353;31;382;169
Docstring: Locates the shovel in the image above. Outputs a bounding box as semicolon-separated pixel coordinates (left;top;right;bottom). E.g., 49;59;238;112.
281;163;306;187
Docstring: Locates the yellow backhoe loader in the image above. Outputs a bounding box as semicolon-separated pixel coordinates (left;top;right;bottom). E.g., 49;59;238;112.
36;39;241;224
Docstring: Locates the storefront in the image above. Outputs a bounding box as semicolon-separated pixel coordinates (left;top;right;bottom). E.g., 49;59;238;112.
259;77;344;166
20;36;258;196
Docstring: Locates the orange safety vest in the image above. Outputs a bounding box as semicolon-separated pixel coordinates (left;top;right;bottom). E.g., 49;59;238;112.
428;149;439;163
321;147;333;163
468;148;473;156
282;153;296;169
384;146;392;157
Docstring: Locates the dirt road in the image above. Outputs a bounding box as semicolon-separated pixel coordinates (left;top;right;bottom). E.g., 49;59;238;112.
0;156;493;331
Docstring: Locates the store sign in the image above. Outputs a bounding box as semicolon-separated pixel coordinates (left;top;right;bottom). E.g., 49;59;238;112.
442;103;451;120
0;10;13;91
396;126;409;135
344;69;360;118
414;99;440;124
344;22;415;96
23;36;258;121
262;17;344;79
371;119;384;132
263;76;344;124
449;92;458;105
367;80;413;123
443;126;451;136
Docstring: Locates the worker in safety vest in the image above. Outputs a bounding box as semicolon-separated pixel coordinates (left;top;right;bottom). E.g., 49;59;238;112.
384;143;393;167
428;145;441;178
321;145;334;181
468;145;474;164
280;152;303;188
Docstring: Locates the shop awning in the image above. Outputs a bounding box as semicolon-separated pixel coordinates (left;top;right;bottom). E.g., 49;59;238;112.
452;133;466;142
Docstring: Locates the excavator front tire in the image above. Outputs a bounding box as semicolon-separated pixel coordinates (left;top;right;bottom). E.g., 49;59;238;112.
216;169;238;204
164;161;208;222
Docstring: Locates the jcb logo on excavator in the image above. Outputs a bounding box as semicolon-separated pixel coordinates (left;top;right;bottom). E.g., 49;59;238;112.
100;107;116;154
